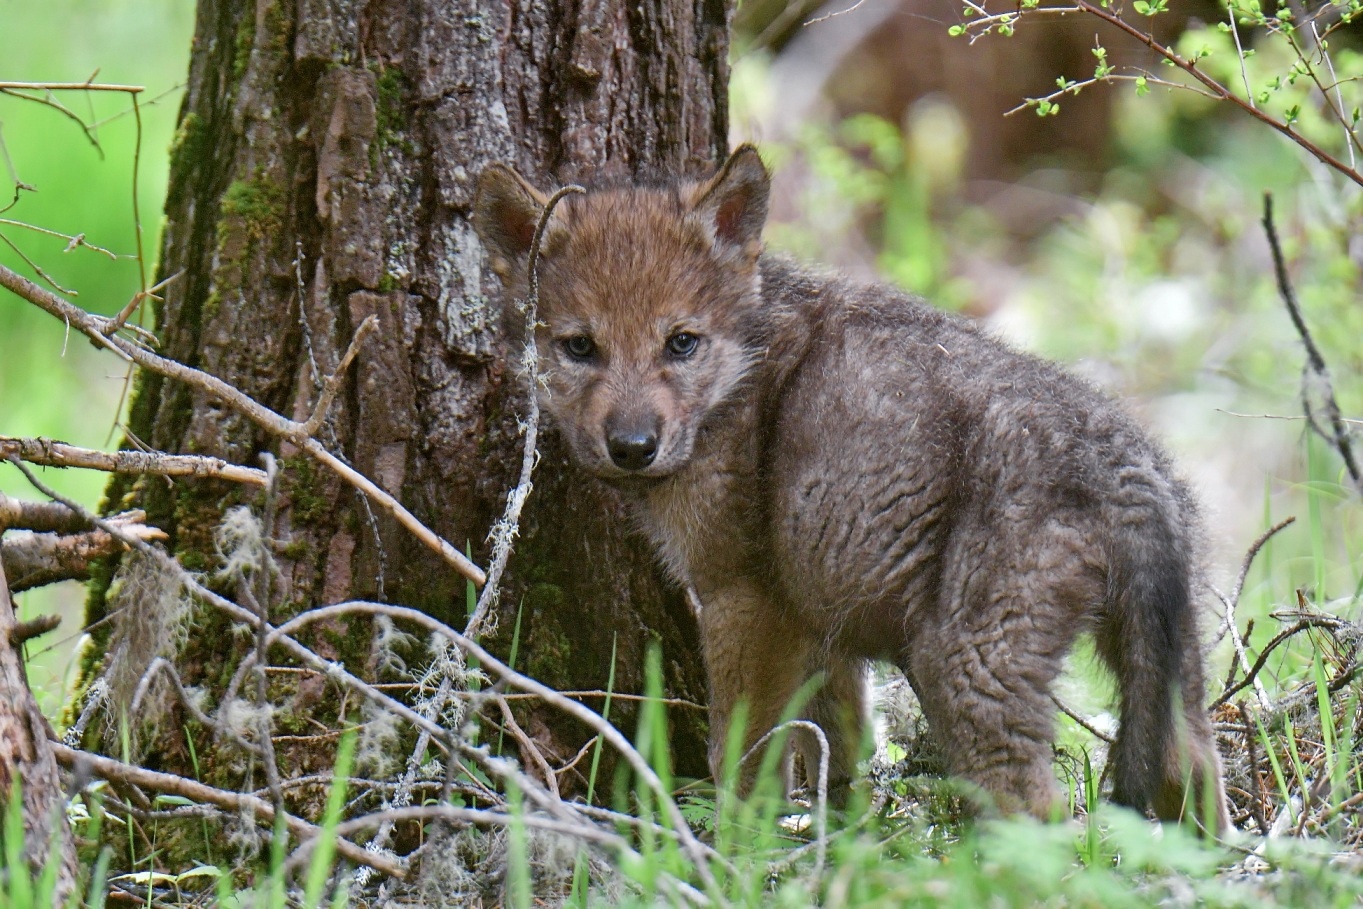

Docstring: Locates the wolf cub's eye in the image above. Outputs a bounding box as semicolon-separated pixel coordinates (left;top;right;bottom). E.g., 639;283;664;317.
665;332;700;359
562;335;597;360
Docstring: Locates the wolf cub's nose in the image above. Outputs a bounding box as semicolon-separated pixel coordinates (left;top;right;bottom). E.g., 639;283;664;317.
607;431;658;470
605;416;659;471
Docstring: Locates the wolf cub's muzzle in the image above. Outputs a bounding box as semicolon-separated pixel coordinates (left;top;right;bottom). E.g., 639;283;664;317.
604;412;661;471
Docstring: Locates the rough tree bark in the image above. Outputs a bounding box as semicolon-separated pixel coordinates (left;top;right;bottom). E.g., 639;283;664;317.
89;0;728;806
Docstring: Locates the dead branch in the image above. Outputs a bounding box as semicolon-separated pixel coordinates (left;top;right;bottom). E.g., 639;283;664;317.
282;804;725;908
1262;193;1363;496
0;487;166;591
741;719;831;880
1237;703;1270;835
8;613;61;646
0;80;144;93
7;457;451;742
1052;695;1116;744
0;261;485;585
465;182;585;638
50;741;405;880
1;519;167;592
0;435;267;486
129;658;262;757
1212;615;1340;709
497;698;561;800
1213;517;1298;710
256;599;724;884
0;490;92;533
0;557;77;900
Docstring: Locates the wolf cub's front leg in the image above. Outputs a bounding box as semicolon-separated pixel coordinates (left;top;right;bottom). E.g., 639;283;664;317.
697;582;811;796
697;582;863;801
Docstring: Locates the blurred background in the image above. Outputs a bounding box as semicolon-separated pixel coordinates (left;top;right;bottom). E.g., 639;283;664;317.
2;0;194;709
730;0;1362;625
2;0;1360;712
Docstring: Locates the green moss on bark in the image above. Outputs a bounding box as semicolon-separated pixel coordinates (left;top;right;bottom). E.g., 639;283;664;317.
220;175;284;243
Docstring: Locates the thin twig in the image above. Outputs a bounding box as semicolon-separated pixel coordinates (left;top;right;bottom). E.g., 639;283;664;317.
1217;410;1363;426
1214;517;1297;710
1212;615;1347;709
129;658;261;757
1052;695;1116;744
465;182;585;638
739;719;830;879
1237;702;1270;835
1261;193;1363;496
51;742;404;879
1225;0;1255;110
0;81;144;93
298;315;379;438
285;805;716;906
498;698;561;799
258;600;725;885
0;219;119;258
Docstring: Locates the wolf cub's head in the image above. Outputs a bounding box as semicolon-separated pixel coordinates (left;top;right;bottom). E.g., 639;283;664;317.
472;147;770;480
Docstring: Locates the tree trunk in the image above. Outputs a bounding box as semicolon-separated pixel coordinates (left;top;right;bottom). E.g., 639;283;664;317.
89;0;727;814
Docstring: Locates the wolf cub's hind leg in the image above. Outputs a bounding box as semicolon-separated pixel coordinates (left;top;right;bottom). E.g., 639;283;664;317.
794;656;870;806
906;519;1101;818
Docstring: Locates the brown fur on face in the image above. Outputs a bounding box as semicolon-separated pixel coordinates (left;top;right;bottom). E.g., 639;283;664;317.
474;147;1231;834
474;154;771;481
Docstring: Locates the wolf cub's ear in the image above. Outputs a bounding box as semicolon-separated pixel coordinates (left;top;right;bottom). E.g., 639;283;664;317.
688;145;770;256
472;164;556;279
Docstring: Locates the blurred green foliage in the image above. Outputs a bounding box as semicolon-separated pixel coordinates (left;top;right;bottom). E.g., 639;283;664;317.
733;5;1362;690
1;0;194;504
1;0;194;708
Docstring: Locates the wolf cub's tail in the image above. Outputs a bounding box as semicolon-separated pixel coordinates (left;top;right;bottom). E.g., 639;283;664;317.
1098;503;1229;834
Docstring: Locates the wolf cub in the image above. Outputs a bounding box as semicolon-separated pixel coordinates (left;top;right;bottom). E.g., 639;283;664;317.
473;147;1229;831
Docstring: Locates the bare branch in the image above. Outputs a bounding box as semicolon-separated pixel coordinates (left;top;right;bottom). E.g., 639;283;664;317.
1052;695;1116;744
1211;613;1352;709
0;491;91;533
1262;193;1363;496
6;457;453;742
0;81;144;93
741;719;830;879
1;520;166;592
0;259;486;585
0;436;267;486
258;599;723;885
297;314;379;438
465;182;585;637
8;613;61;646
51;742;405;880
